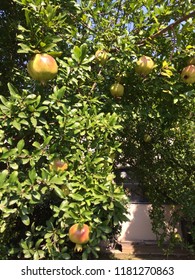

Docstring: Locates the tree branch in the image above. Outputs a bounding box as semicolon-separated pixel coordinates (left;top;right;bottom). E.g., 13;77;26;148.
138;10;195;46
90;68;102;94
68;12;95;34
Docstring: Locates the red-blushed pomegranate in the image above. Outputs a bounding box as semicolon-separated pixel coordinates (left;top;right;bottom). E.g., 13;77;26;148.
69;223;90;252
27;53;58;83
49;159;68;172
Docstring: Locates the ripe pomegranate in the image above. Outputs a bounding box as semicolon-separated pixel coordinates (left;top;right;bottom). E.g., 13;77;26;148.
181;65;195;84
95;50;108;65
69;223;90;252
27;53;58;83
49;159;68;172
135;55;154;75
110;83;124;97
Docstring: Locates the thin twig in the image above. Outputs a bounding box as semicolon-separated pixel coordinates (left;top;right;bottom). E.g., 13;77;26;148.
169;26;177;61
90;68;102;94
115;0;122;25
68;12;95;34
138;10;195;46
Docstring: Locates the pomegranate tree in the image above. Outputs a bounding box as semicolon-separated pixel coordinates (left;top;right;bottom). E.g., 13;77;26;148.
27;53;58;83
69;224;90;252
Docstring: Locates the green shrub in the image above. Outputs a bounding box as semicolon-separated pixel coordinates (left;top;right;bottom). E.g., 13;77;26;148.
0;82;128;259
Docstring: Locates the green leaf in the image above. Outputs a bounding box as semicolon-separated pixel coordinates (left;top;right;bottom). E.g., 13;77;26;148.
12;120;21;131
54;86;66;99
17;43;32;54
7;83;21;99
82;55;95;65
36;106;48;112
21;205;29;215
28;168;36;184
82;250;89;260
99;225;112;233
10;162;18;170
93;157;104;164
43;135;53;146
44;232;53;239
18;112;27;118
0;96;9;107
62;253;71;260
53;186;66;199
59;200;69;210
35;238;43;249
26;94;37;100
32;141;41;149
33;251;40;260
21;214;30;226
22;158;30;164
23;250;32;259
71;46;82;63
0;148;17;159
42;42;62;52
80;210;92;220
32;190;41;202
30;116;37;127
41;168;49;180
20;119;30;126
69;193;84;201
20;241;28;250
80;43;88;62
0;170;9;185
9;171;18;183
35;128;45;137
50;176;64;185
0;105;9;114
24;10;31;27
17;139;25;153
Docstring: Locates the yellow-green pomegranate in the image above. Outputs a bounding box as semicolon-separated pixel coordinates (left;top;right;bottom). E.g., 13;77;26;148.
27;53;58;83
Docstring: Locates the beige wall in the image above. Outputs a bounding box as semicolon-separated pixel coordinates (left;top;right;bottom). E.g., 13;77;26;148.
119;204;182;242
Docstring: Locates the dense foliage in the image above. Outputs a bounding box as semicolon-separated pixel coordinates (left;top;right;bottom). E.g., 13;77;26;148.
0;0;194;259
